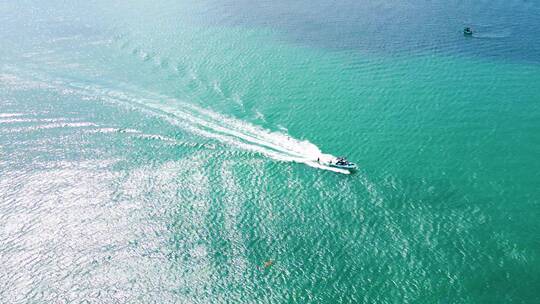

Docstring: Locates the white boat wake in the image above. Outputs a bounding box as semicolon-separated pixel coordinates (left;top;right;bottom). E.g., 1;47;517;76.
6;70;350;174
98;87;351;175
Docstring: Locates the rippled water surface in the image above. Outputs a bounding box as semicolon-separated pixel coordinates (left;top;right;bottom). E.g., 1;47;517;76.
1;1;539;303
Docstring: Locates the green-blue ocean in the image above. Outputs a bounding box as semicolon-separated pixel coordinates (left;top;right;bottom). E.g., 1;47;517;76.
1;1;539;303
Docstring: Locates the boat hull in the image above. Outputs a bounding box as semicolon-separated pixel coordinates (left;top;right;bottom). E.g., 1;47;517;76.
329;163;358;170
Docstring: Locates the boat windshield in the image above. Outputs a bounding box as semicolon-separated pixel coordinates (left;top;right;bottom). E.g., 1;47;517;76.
336;158;349;165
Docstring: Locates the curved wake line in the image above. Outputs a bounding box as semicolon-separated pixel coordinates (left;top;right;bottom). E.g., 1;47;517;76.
6;70;350;174
102;89;351;175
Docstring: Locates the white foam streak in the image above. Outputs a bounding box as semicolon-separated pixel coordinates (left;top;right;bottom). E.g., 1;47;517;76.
5;122;97;132
0;113;25;118
106;92;350;175
0;118;73;124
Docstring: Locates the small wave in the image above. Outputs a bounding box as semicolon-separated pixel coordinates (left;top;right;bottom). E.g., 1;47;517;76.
0;113;26;118
85;128;217;149
472;32;511;39
231;93;244;107
467;27;512;39
85;127;175;141
48;35;82;43
254;110;265;121
0;117;74;124
85;127;140;134
4;122;98;133
0;73;55;90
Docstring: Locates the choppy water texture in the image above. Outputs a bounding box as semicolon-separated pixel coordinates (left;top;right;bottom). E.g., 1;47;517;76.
1;1;540;303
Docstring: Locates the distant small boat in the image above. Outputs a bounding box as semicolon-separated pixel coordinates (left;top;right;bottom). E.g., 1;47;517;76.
327;157;358;171
464;27;473;36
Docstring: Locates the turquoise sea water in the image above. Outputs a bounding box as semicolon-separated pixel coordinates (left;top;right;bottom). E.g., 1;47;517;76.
1;1;539;302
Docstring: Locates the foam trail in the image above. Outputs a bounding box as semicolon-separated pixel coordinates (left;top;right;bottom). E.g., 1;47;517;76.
8;70;350;174
102;90;351;174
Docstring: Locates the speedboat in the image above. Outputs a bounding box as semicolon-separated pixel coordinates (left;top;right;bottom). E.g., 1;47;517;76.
328;157;358;170
464;27;473;36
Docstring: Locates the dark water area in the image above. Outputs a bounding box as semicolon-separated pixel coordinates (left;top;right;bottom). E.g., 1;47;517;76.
179;0;540;63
